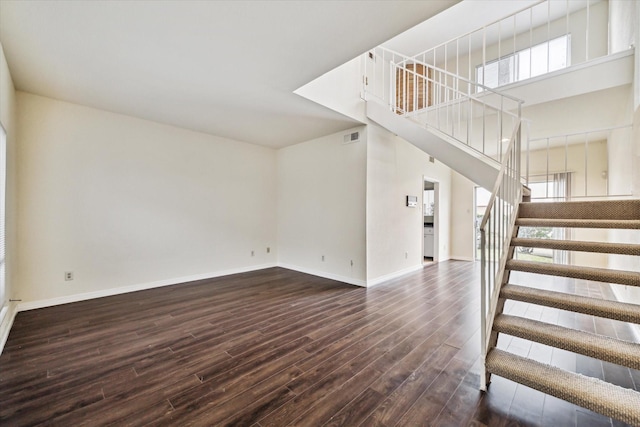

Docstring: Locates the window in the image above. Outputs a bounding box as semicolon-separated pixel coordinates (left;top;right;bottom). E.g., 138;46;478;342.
516;173;571;264
476;34;571;90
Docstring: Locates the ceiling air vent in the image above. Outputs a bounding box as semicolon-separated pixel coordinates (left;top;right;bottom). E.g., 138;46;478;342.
343;132;360;144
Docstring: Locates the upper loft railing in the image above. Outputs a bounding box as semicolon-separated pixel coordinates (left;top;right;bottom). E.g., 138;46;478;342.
363;46;523;163
410;0;614;92
524;124;634;200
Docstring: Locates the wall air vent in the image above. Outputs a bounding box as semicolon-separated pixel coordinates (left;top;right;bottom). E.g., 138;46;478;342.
343;132;360;144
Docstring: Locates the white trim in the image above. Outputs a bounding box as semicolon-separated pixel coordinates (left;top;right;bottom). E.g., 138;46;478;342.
5;261;433;353
366;264;424;288
450;256;475;262
0;302;17;355
277;263;366;287
17;263;277;312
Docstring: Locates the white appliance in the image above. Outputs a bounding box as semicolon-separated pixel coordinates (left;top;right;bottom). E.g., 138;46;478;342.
424;226;434;257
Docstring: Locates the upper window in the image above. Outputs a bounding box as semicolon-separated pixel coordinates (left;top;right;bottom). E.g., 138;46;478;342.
476;34;571;90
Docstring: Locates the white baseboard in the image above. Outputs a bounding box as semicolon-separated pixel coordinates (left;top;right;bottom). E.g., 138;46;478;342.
5;260;440;354
17;263;278;312
450;256;475;262
275;263;426;288
0;302;18;355
366;264;424;288
277;263;366;287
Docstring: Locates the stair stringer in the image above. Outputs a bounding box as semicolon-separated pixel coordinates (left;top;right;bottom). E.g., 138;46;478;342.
366;100;501;190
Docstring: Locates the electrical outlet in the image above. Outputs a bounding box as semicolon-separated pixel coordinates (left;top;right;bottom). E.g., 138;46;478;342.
64;271;73;281
321;255;325;262
405;251;408;259
267;247;270;253
350;260;354;266
251;250;255;257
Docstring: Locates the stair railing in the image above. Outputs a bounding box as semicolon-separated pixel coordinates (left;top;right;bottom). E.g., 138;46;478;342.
479;118;523;391
363;46;523;163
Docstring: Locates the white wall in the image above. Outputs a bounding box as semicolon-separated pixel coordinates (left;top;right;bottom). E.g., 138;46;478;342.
294;57;366;123
608;103;640;310
610;0;636;54
609;5;640;328
277;126;367;285
16;92;278;304
293;56;464;285
366;123;452;283
450;171;476;261
522;85;631;141
608;126;634;197
0;42;17;350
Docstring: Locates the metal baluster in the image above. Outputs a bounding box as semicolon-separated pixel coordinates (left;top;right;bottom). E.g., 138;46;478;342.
547;0;551;74
546;137;550;198
584;132;589;197
586;0;590;61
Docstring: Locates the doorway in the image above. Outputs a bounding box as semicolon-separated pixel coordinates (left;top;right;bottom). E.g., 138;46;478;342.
423;178;438;264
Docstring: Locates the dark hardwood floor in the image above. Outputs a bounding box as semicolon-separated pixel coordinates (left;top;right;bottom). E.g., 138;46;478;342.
1;261;638;426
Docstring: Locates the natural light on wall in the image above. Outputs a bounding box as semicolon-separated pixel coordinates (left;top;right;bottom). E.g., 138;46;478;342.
477;34;571;90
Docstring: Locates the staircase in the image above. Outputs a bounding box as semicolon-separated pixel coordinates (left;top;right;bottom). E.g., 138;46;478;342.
485;199;640;425
360;17;640;425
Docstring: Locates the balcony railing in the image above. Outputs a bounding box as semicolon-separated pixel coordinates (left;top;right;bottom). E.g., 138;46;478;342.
525;124;634;199
411;0;613;92
363;46;523;163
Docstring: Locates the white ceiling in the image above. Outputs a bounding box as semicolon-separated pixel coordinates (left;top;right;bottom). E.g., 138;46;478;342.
0;0;459;148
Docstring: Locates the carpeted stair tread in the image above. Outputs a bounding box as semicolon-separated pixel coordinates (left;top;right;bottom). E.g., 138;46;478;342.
493;315;640;370
486;348;640;426
506;259;640;287
500;284;640;324
515;218;640;229
519;200;640;220
510;238;640;255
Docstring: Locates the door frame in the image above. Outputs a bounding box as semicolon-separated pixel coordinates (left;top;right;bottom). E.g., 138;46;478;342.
422;176;439;263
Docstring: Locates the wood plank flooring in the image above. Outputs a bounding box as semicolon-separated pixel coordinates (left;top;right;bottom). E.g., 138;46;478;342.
1;261;638;426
